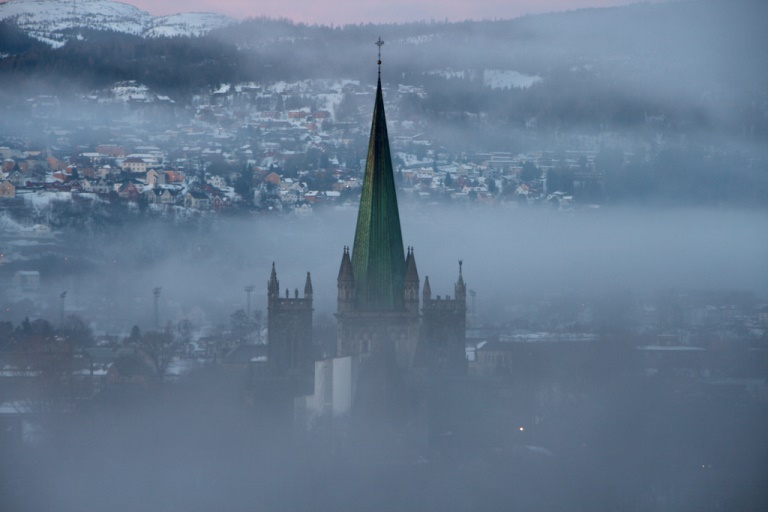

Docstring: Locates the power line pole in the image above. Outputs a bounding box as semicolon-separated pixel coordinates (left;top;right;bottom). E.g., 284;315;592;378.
153;287;162;329
244;285;255;317
59;291;67;325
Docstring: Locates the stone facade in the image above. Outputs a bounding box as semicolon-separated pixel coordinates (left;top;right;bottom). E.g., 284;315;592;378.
266;264;314;380
419;268;468;375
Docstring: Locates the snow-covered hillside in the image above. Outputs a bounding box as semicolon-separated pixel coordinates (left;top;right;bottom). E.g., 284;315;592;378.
146;12;235;38
0;0;235;47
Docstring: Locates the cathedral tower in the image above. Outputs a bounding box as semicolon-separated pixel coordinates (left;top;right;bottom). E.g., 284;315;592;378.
272;41;468;433
267;264;314;379
419;262;468;375
336;42;420;370
350;67;407;312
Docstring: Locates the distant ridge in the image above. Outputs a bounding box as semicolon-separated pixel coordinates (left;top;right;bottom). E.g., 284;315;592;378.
0;0;235;46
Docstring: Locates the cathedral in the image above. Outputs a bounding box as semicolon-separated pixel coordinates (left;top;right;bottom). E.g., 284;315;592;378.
266;44;466;423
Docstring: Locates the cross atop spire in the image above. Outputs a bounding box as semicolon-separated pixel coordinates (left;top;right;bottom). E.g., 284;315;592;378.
376;37;384;78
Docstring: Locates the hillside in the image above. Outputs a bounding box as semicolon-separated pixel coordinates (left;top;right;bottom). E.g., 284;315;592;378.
0;0;234;46
0;0;765;143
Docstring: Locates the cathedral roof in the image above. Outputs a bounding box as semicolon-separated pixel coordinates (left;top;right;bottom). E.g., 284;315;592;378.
351;75;406;311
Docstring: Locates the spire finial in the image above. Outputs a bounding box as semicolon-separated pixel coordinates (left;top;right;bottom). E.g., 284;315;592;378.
459;259;463;275
376;37;384;78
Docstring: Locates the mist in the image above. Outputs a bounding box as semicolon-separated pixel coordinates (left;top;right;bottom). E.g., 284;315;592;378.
1;0;768;511
3;206;764;329
3;204;766;511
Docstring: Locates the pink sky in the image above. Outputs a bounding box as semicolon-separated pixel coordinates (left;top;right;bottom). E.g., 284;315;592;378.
121;0;665;25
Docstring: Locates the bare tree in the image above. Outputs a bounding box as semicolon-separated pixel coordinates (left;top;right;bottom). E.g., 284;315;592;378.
57;314;94;347
140;323;180;383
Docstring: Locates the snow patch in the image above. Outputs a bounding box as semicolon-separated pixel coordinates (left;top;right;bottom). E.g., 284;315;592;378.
146;12;234;38
483;69;542;89
428;69;466;80
400;34;437;45
24;190;72;209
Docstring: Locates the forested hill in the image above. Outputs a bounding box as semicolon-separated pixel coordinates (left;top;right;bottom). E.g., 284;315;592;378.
211;0;767;86
0;21;245;97
0;0;765;141
2;0;765;90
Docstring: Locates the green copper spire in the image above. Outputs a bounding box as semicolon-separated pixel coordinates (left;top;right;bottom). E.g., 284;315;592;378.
351;53;406;311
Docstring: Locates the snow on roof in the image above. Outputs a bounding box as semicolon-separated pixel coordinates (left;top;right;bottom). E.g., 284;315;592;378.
166;359;195;376
637;345;705;351
75;368;109;376
214;84;231;95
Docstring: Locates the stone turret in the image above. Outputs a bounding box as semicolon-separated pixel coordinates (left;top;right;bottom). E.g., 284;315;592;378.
337;246;355;313
304;272;313;300
455;260;466;303
404;247;420;315
268;262;279;300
